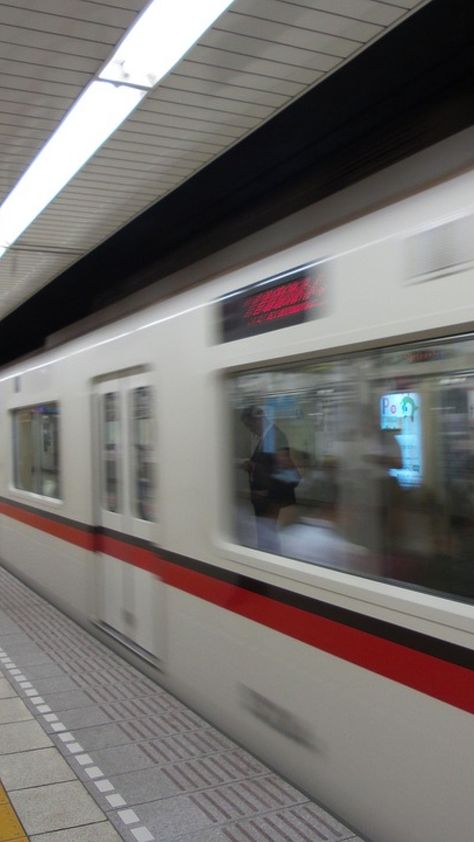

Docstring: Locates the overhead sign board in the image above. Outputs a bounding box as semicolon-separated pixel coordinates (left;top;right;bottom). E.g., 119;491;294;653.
218;263;326;343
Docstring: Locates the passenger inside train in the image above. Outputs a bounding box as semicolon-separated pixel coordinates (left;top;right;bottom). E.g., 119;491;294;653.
240;405;300;553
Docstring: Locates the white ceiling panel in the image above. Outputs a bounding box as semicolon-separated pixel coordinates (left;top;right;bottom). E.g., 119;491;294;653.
200;29;343;69
0;0;137;26
0;0;432;319
0;74;82;100
0;24;118;58
224;5;382;42
0;42;100;74
239;0;403;26
151;86;276;118
186;45;323;84
111;129;223;157
0;6;125;41
144;95;267;126
78;0;145;9
169;61;306;97
127;111;245;140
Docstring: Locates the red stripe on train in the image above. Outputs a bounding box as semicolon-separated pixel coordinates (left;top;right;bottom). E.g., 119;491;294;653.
0;501;95;550
97;533;474;716
2;502;474;715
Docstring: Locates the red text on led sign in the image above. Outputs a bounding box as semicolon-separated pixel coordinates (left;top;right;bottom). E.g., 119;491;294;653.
243;276;324;326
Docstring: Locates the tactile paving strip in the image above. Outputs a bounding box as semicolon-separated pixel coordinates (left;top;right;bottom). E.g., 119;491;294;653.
0;564;363;842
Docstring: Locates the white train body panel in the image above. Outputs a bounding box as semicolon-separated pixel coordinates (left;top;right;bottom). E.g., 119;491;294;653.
1;131;474;842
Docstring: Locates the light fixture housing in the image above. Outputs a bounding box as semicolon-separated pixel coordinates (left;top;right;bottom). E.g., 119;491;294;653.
0;81;146;254
0;0;234;258
100;0;233;89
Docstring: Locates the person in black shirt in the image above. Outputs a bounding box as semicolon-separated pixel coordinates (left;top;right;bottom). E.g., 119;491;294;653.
241;406;299;552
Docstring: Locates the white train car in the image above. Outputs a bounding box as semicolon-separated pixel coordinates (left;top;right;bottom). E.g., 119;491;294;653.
1;129;474;842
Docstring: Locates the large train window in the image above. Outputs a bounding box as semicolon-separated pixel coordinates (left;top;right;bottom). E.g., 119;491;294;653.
229;337;474;601
12;403;61;498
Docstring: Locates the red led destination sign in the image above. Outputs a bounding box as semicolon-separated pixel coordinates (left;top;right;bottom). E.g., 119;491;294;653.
219;264;326;342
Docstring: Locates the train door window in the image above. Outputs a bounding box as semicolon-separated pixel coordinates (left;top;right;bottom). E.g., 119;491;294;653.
102;391;121;513
12;403;60;498
130;385;155;522
229;337;474;602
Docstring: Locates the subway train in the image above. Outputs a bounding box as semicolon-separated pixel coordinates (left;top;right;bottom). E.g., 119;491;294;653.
1;129;474;842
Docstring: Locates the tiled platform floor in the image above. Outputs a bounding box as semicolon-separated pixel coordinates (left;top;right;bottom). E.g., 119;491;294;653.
0;564;364;842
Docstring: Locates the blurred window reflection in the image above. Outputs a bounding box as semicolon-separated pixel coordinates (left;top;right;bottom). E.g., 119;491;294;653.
230;337;474;601
12;403;60;498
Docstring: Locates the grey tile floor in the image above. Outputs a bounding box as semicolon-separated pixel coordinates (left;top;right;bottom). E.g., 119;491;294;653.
0;564;364;841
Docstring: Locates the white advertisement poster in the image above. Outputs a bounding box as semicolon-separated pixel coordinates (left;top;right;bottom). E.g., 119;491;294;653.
380;392;422;487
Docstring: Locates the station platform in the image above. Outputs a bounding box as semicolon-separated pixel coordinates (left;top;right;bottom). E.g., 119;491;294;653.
0;564;364;842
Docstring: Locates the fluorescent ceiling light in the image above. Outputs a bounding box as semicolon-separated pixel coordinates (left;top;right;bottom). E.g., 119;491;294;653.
100;0;233;89
0;0;233;258
0;81;145;252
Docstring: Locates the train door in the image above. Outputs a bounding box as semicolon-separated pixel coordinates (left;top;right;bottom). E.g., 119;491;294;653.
94;372;159;660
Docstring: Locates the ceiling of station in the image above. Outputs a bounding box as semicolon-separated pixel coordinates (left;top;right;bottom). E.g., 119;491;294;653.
0;0;430;320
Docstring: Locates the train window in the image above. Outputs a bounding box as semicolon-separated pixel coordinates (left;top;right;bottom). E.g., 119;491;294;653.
102;392;121;513
230;337;474;602
130;386;155;521
12;403;60;498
